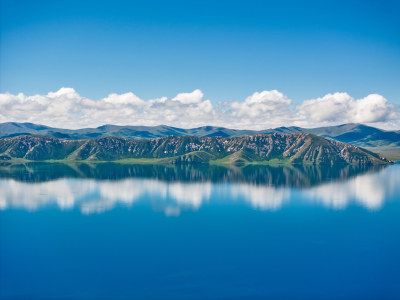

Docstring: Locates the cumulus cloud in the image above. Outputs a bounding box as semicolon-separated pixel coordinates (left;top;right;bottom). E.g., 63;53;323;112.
227;90;295;129
0;88;398;129
295;92;398;127
230;90;291;117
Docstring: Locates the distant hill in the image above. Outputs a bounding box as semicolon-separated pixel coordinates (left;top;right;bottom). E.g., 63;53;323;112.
0;133;391;165
303;123;400;148
0;122;258;140
0;122;399;149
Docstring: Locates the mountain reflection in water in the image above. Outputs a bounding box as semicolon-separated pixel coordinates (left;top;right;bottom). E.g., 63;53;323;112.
0;162;398;214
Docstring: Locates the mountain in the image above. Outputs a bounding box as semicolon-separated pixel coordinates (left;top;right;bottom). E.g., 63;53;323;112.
0;133;391;165
1;122;398;147
303;123;400;147
1;122;399;160
0;122;258;140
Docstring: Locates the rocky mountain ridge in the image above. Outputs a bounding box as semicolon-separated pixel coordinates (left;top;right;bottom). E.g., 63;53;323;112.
0;133;391;165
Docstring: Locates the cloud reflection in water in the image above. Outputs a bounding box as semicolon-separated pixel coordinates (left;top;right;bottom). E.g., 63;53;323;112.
0;164;398;215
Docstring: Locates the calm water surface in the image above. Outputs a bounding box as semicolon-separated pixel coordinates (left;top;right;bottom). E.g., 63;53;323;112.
0;163;399;300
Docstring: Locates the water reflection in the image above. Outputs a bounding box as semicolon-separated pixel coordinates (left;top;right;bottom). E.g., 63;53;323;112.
0;162;398;214
0;162;384;185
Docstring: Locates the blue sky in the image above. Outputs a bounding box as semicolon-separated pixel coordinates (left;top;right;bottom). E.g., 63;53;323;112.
0;0;399;129
1;0;399;104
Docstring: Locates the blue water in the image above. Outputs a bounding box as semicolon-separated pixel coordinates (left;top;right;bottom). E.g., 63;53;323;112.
1;163;399;299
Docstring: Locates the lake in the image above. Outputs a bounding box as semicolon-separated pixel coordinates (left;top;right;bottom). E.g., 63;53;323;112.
1;162;399;299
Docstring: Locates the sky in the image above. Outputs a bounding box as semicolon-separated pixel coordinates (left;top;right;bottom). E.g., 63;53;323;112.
0;0;399;129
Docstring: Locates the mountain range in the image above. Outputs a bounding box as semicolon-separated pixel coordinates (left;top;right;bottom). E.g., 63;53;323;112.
0;133;391;165
1;122;399;148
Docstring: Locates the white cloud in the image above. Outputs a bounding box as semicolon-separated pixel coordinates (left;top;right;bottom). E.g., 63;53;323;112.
172;89;204;104
295;92;398;127
296;92;353;123
352;94;396;123
225;90;295;129
231;90;291;117
0;88;398;129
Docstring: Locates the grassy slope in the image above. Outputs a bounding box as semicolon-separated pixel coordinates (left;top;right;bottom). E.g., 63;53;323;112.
364;146;400;161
